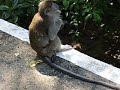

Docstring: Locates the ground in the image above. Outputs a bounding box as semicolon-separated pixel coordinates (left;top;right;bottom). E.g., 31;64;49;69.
0;30;120;90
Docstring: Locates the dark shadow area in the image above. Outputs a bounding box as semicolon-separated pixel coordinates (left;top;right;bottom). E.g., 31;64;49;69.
35;56;119;90
35;56;92;79
35;56;114;83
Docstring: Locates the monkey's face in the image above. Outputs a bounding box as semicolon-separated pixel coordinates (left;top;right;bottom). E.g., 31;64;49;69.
45;3;61;18
52;3;60;13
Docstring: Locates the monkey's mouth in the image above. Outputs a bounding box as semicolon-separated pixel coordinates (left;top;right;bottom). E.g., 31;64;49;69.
56;10;61;14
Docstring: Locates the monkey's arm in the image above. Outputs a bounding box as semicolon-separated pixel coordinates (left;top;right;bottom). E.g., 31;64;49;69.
48;19;63;40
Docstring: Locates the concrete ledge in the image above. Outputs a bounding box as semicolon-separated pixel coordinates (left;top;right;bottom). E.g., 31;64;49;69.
0;19;120;84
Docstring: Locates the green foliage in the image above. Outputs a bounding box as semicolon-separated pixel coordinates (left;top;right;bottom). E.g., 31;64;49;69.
0;0;120;40
55;0;120;40
0;0;39;28
63;0;70;10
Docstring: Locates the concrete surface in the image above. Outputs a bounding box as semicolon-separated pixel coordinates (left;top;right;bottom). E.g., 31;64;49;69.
0;31;120;90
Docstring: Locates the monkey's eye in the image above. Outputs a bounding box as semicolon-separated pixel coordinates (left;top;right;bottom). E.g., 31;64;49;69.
54;3;59;9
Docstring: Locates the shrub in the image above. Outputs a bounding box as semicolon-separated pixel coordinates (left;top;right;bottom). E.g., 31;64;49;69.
0;0;39;29
55;0;120;40
0;0;120;37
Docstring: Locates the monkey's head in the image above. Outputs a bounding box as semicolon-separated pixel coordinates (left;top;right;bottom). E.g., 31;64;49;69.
38;0;61;18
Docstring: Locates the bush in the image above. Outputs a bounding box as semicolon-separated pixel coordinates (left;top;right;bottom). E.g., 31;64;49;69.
0;0;39;29
55;0;120;40
0;0;120;36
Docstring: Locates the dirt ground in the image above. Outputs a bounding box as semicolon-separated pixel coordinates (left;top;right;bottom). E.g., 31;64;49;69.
0;31;120;90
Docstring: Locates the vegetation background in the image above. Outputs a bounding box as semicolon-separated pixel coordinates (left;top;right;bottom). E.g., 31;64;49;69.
0;0;120;68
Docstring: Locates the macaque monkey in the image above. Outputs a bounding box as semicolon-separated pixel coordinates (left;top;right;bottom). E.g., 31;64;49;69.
29;0;71;58
29;0;120;89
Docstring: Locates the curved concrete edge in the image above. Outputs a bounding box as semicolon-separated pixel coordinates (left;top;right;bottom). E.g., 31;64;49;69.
0;19;29;43
57;49;120;84
0;19;120;84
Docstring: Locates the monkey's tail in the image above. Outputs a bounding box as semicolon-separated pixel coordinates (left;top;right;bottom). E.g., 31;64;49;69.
44;57;120;90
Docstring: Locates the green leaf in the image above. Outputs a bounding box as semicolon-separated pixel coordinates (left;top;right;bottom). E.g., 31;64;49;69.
2;12;10;19
13;3;29;10
85;14;92;21
82;8;91;16
13;0;19;9
0;5;9;10
70;3;75;10
93;12;102;22
63;0;69;10
17;3;29;8
95;10;103;15
14;16;18;23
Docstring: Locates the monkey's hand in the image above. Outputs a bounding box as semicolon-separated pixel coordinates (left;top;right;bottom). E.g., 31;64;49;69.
56;19;63;27
48;19;63;41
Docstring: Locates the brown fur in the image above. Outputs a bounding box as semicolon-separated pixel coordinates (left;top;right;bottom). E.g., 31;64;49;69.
29;0;61;57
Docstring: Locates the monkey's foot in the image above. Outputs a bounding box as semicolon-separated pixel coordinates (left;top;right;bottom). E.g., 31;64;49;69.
51;55;57;63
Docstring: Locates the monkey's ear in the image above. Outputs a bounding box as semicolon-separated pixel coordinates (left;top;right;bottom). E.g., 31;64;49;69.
44;8;50;15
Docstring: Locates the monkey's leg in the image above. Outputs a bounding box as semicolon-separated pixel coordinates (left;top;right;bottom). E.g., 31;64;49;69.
50;52;58;63
47;36;61;62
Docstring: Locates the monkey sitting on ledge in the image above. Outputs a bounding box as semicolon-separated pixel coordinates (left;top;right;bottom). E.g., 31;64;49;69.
29;0;72;59
29;0;120;90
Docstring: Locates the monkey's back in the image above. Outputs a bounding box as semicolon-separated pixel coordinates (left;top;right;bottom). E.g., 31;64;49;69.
29;13;49;56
